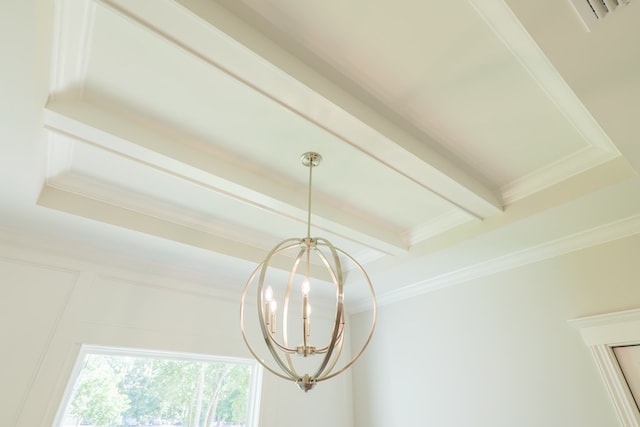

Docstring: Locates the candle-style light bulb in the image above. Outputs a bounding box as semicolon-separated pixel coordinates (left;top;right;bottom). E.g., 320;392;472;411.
302;279;310;352
264;286;275;334
269;300;277;335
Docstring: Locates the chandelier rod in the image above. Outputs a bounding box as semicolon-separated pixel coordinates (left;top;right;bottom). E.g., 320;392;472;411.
305;153;317;240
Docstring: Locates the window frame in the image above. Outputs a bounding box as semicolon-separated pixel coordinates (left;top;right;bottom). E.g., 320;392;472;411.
570;308;640;427
53;344;263;427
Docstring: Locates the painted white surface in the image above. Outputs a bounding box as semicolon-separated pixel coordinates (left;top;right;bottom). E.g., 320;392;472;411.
0;245;352;427
351;234;640;427
2;0;640;312
0;260;77;425
2;0;640;426
570;308;640;426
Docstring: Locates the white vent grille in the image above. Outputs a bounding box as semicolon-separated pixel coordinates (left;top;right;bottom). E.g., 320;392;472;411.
570;0;632;30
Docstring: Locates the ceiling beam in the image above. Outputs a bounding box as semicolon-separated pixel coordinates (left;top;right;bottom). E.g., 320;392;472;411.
44;99;410;256
102;0;504;220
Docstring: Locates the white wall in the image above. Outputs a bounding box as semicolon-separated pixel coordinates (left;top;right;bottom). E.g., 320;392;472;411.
351;233;640;427
0;244;353;427
3;230;639;427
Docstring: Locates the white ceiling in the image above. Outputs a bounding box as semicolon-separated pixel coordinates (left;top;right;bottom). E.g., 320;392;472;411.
1;0;639;307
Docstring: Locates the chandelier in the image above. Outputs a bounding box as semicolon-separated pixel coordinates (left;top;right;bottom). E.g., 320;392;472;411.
240;152;377;392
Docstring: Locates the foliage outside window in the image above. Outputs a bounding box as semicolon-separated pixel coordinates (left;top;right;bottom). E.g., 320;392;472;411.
57;347;261;427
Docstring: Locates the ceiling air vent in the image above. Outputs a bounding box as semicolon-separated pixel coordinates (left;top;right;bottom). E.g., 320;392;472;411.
569;0;632;31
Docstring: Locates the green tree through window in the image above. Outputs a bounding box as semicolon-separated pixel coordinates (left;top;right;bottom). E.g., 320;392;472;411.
59;349;259;427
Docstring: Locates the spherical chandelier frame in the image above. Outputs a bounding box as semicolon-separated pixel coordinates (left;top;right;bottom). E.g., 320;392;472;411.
239;152;377;392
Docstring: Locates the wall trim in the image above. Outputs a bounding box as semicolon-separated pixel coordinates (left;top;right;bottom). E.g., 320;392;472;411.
357;214;640;312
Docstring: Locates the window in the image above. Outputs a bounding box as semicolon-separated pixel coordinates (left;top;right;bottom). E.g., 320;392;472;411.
613;345;640;412
55;346;262;427
570;308;640;427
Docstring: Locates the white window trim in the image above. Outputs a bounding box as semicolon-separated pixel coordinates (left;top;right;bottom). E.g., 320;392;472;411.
570;308;640;427
53;345;263;427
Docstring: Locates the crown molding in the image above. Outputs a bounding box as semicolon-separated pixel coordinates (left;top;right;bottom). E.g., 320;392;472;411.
406;209;474;246
469;0;619;205
351;214;640;312
501;147;620;205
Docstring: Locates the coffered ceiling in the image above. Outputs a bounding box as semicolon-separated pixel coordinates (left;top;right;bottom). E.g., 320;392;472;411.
1;0;639;307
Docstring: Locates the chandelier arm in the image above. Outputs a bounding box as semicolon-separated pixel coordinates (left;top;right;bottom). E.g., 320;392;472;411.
241;262;296;382
313;314;345;354
316;248;377;383
258;239;303;356
309;240;344;380
256;239;306;379
312;314;345;375
281;245;305;351
317;330;344;379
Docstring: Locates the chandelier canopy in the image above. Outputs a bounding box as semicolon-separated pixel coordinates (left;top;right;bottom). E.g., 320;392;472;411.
240;152;377;391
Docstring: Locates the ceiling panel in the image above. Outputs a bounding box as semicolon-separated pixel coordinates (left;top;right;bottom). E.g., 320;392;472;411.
218;0;620;201
0;0;628;303
42;0;509;271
